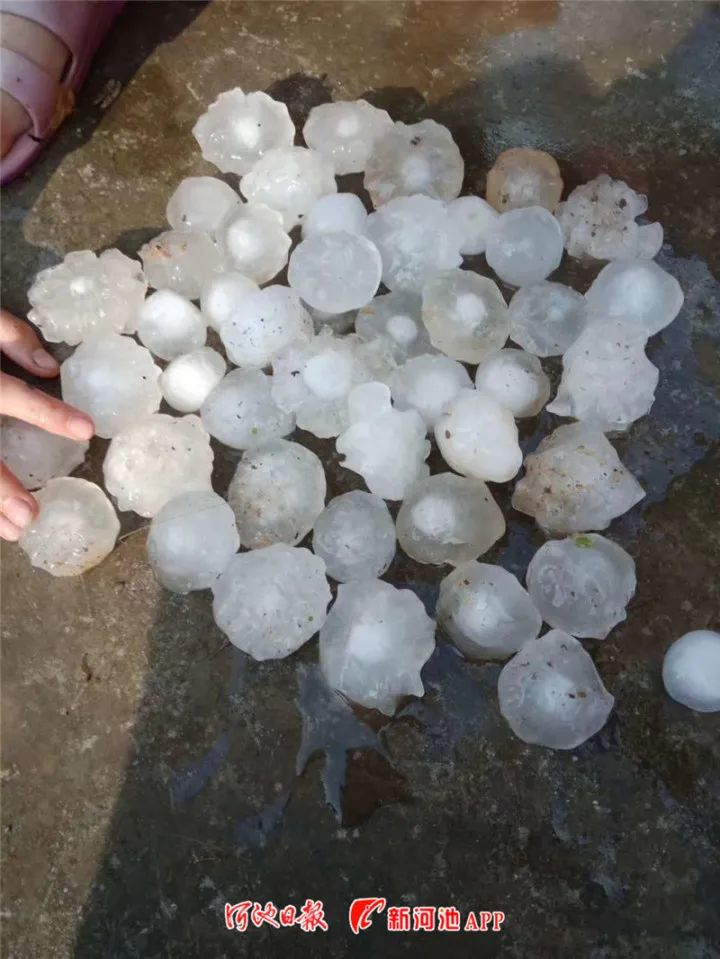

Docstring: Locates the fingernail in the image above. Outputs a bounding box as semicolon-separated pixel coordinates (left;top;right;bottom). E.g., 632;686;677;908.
4;497;34;528
32;348;58;371
68;415;94;440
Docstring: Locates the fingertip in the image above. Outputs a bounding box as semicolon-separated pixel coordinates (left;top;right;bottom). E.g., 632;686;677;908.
0;515;23;542
31;348;60;376
67;414;95;440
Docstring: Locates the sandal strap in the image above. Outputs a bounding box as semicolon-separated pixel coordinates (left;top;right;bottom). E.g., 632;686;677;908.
0;1;98;67
0;47;59;137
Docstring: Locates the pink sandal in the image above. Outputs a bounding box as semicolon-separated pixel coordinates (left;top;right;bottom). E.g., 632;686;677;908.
0;0;125;186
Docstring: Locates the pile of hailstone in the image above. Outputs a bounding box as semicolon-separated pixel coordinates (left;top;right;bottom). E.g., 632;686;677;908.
11;85;718;758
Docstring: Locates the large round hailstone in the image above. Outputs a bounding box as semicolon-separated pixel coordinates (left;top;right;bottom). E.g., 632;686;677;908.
27;249;146;345
302;193;368;238
421;269;509;363
474;348;551;418
200;271;259;332
213;544;331;660
526;533;636;640
584;259;684;337
435;390;522;483
0;417;88;491
364;119;463;207
103;413;213;517
508;281;587;357
240;146;337;231
391;354;472;430
139;230;223;300
18;478;119;577
437;562;542;660
61;334;162;438
192;88;295;175
662;630;720;713
288;231;382;313
486;148;564;213
227;439;326;548
498;631;615;749
159;347;226;413
201;368;294;449
313;491;396;582
365;194;463;293
217;203;290;284
396;473;505;566
147;490;239;594
303;99;393;174
336;382;430;501
166;176;240;234
319;579;436;715
218;285;313;368
512;423;645;534
486;206;564;287
446;195;499;254
355;290;434;362
137;290;206;361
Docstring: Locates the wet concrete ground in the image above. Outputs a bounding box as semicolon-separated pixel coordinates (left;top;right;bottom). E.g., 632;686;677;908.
1;2;719;957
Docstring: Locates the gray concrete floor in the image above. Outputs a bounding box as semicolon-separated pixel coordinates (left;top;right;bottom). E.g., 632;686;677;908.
2;2;720;957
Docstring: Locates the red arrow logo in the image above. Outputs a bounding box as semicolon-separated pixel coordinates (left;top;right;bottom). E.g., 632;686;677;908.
348;898;387;934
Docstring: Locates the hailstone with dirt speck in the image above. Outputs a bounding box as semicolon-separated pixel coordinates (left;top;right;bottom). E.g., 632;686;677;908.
435;390;522;483
474;348;551;418
219;285;312;368
240;146;337;230
304;99;393;174
313;490;396;582
137;290;206;361
584;259;684;337
446;195;499;254
201;368;295;449
486;148;564;213
302;193;368;238
508;281;587;357
288;231;382;313
217;203;291;284
159;347;226;413
356;290;434;362
0;418;88;491
422;269;509;363
391;354;472;431
166;176;240;234
485;206;564;287
200;271;259;332
139;230;223;300
662;630;720;713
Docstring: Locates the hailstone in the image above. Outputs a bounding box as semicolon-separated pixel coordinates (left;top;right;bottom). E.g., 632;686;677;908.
0;417;87;491
227;439;326;548
213;544;331;660
240;146;337;230
526;533;636;640
19;478;119;577
435;390;522;483
486;148;564;213
201;368;295;449
474;348;551;418
319;579;436;715
355;290;434;362
485;206;564;286
27;249;146;345
508;281;587;357
166;176;240;234
421;269;509;363
137;290;206;361
218;285;312;368
662;630;720;713
498;631;615;749
396;472;505;566
159;347;226;413
217;203;291;284
437;562;542;660
584;259;684;337
313;490;396;582
139;230;223;300
200;271;259;332
391;354;472;430
288;231;382;313
445;195;499;254
303;99;393;174
302;193;368;238
61;334;162;438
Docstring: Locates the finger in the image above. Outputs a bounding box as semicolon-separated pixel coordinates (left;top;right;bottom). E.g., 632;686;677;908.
0;372;94;440
0;462;38;538
0;309;59;377
0;515;23;542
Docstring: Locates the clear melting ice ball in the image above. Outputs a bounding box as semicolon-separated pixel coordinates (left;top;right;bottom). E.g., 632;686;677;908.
485;206;564;287
218;285;313;368
166;176;240;234
213;544;330;660
0;417;87;491
288;231;382;313
486;148;564;213
217;203;291;284
584;259;684;337
508;281;587;357
445;195;499;254
139;230;223;300
474;348;551;419
313;490;396;582
159;347;226;413
391;354;472;430
319;578;436;715
201;368;294;450
19;478;119;577
356;290;434;362
422;269;509;363
662;630;720;713
137;289;206;361
200;271;259;333
303;99;393;175
498;630;615;749
240;146;337;230
302;193;368;238
435;389;522;483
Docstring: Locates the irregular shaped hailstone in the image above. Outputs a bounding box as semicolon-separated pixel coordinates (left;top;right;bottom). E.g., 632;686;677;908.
61;334;162;438
435;390;522;483
486;148;564;213
303;99;393;175
227;439;326;548
139;230;223;300
422;269;509;363
662;630;720;713
437;563;541;659
218;285;313;368
166;176;240;234
103;414;213;517
498;631;615;749
396;473;505;566
391;354;472;430
200;271;259;332
486;206;564;287
365;194;462;293
302;193;368;238
147;490;239;594
512;423;645;533
213;544;330;660
584;259;684;337
508;281;587;357
201;368;294;449
240;146;337;230
27;249;146;345
355;290;434;362
137;290;206;361
192;88;294;175
555;174;663;261
547;324;659;432
217;203;290;284
526;534;636;640
19;478;119;577
336;383;430;500
159;347;226;413
288;231;382;313
446;195;499;254
0;417;87;491
364;119;464;207
313;491;396;582
474;348;551;418
319;579;436;715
